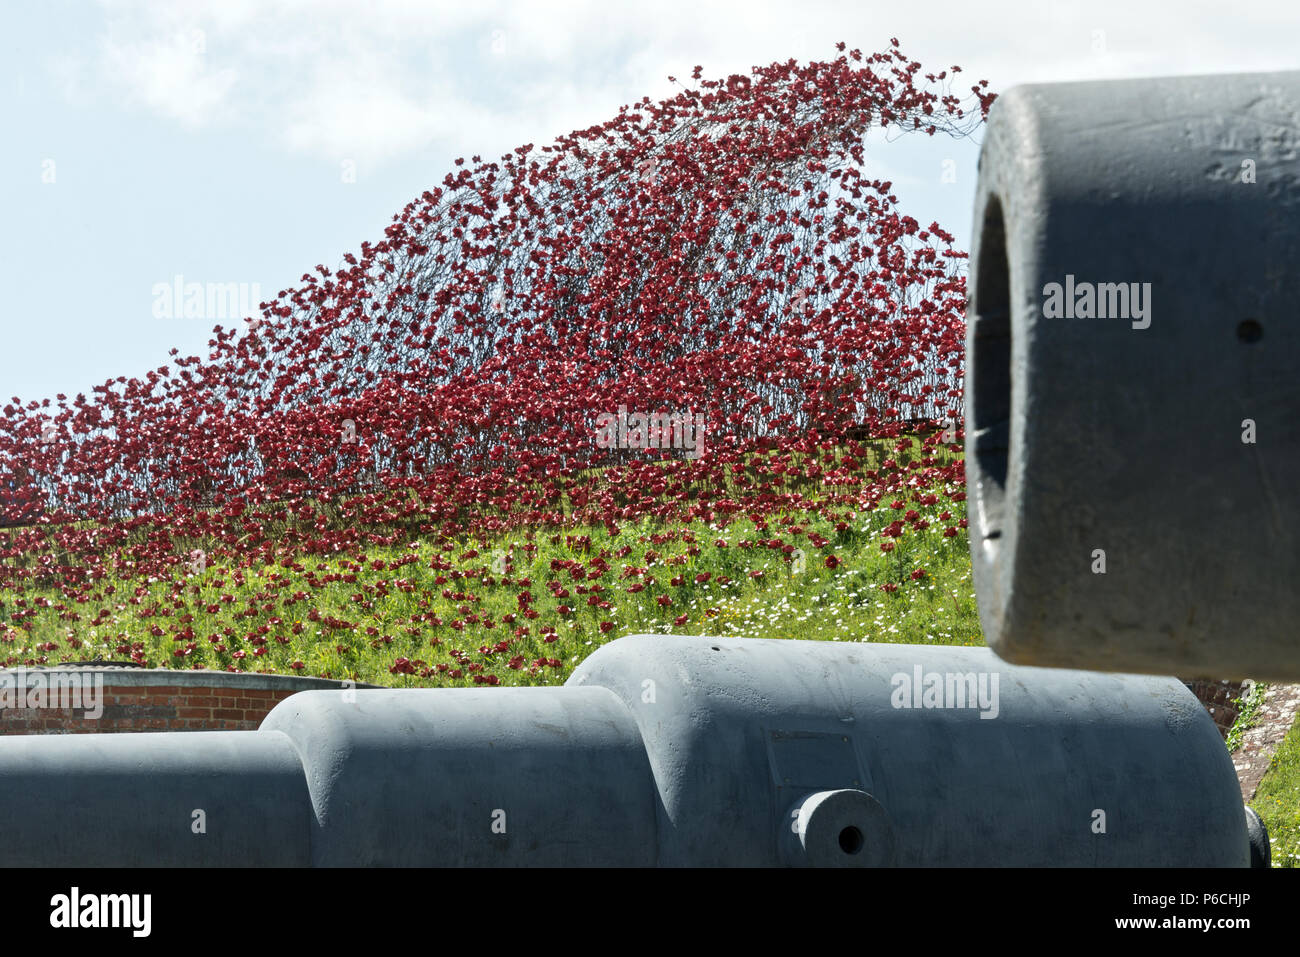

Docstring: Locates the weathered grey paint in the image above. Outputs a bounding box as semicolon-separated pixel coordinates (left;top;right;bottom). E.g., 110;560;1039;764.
0;730;311;866
569;636;1248;866
260;685;657;866
0;637;1252;866
966;71;1300;679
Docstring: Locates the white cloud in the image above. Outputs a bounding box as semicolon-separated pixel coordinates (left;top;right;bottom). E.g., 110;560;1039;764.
98;22;238;126
281;75;446;162
71;0;1300;169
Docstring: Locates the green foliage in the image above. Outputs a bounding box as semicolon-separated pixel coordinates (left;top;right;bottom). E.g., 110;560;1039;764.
1252;714;1300;868
0;497;979;687
1225;681;1267;753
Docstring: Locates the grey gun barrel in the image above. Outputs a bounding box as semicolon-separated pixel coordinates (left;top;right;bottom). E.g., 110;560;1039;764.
0;638;1254;866
965;70;1300;680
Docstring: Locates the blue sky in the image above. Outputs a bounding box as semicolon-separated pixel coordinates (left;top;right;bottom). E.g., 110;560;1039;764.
3;0;1296;405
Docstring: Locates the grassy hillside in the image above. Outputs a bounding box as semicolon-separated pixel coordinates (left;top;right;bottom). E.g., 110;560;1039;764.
1251;710;1300;868
0;489;979;687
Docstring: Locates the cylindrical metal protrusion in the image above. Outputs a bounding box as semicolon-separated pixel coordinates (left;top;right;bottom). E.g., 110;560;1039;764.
966;71;1300;679
782;789;897;867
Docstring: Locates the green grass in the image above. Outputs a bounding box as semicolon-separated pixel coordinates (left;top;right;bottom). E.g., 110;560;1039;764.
1252;714;1300;868
0;494;979;687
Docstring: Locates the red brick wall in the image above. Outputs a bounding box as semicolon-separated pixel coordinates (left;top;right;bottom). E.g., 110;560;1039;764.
0;670;372;734
1182;678;1252;738
1;685;297;734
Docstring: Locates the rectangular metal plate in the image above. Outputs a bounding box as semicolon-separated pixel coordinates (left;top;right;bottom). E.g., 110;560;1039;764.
766;729;869;793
